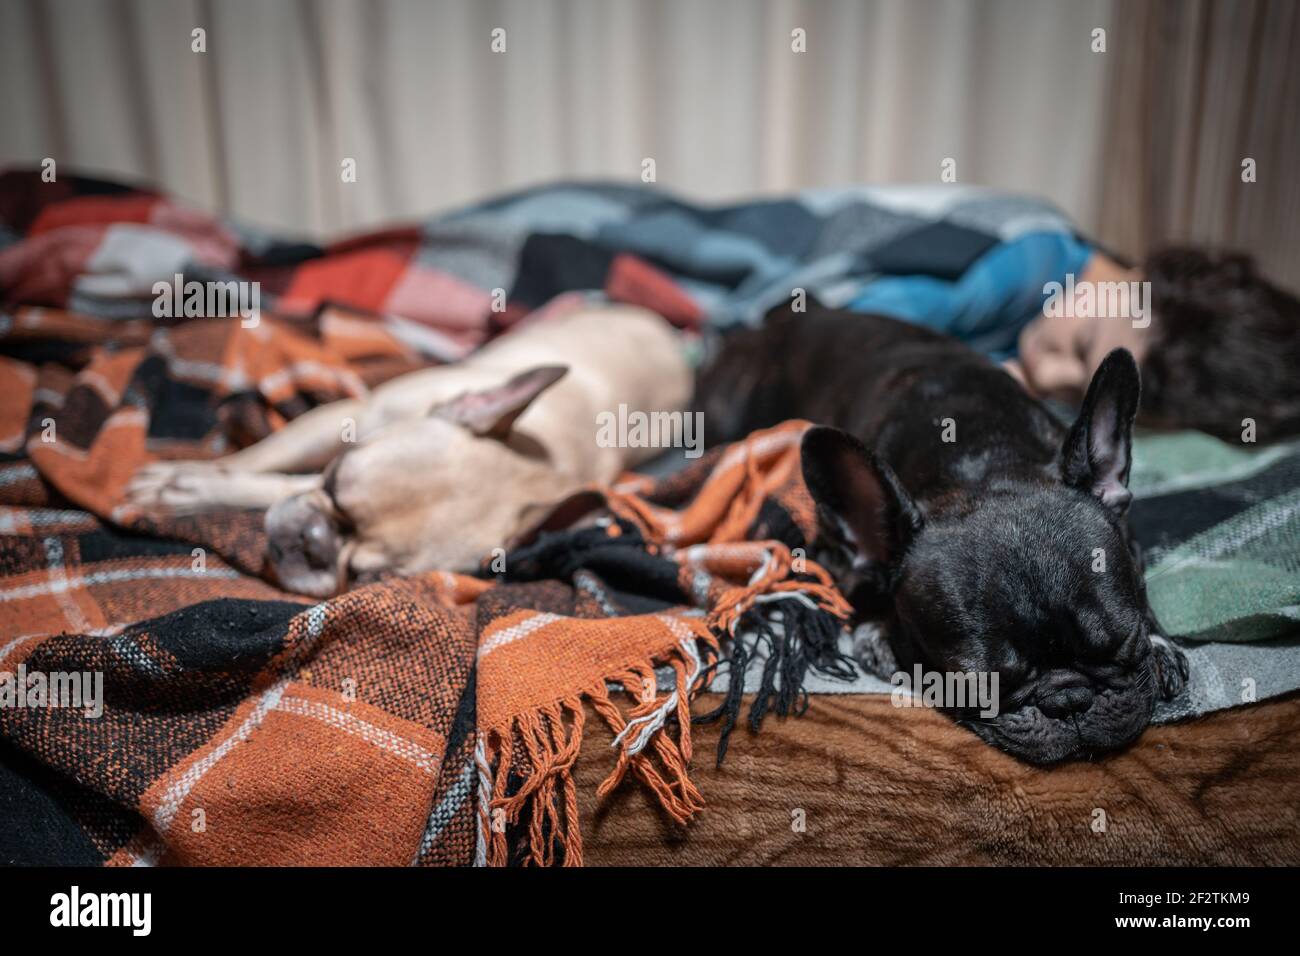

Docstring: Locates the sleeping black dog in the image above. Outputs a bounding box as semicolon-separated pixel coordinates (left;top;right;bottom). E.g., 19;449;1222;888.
695;304;1189;764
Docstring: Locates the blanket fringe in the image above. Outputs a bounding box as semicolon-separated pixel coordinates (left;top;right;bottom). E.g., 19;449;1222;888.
694;543;855;765
483;698;585;867
478;543;853;865
480;623;717;866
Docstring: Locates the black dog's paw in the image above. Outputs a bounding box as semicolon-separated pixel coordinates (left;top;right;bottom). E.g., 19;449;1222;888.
1149;633;1190;700
852;623;898;679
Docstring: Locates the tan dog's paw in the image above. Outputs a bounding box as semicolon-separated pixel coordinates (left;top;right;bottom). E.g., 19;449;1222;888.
124;462;231;516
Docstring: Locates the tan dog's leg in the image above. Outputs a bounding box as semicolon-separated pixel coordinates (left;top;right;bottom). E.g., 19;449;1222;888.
124;397;361;516
126;467;320;515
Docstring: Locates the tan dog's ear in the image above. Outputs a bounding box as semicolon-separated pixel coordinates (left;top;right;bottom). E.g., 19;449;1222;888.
430;365;568;439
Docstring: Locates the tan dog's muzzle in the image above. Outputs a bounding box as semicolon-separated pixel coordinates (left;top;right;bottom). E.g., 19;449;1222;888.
266;492;350;597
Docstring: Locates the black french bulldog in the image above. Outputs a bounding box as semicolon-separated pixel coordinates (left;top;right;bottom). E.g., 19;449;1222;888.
695;304;1189;764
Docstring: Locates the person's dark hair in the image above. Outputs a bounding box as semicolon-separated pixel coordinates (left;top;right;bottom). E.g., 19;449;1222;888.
1140;247;1300;442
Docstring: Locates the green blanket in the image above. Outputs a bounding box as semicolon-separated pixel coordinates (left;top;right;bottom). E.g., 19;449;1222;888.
1124;431;1300;721
1130;431;1300;644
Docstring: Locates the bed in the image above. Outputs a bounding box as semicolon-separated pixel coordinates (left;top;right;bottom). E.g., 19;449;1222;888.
580;693;1300;865
2;170;1297;867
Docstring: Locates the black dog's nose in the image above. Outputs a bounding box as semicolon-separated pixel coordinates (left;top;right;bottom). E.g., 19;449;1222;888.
1038;685;1095;718
301;511;340;570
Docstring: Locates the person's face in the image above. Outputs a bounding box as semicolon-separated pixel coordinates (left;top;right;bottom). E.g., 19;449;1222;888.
1008;255;1155;402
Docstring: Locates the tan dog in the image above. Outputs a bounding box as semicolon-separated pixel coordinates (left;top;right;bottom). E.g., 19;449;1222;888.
126;305;692;597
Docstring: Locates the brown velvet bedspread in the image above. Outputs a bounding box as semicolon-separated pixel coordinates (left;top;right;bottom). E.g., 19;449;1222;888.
578;693;1300;865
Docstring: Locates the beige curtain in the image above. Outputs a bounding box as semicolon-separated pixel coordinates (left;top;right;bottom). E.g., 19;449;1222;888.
1098;0;1300;290
1;0;1113;236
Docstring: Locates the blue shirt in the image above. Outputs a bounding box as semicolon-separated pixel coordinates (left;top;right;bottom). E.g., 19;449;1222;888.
846;231;1094;360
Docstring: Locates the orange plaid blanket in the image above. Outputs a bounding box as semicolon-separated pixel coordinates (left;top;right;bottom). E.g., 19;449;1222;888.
0;171;852;866
0;313;849;864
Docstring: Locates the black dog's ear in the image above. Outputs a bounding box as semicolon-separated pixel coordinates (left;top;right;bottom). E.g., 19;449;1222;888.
1060;348;1140;514
800;425;923;568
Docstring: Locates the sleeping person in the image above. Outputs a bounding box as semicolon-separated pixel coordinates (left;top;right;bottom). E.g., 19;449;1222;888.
1007;246;1300;442
832;190;1299;442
